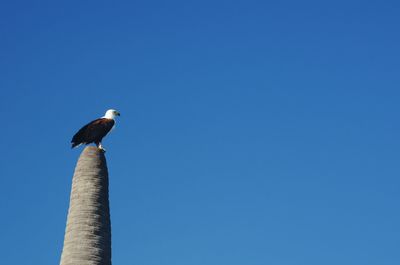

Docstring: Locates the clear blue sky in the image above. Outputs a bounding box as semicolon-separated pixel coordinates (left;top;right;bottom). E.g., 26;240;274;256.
1;1;399;264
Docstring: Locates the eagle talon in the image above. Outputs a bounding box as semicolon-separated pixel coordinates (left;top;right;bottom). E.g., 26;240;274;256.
98;144;106;152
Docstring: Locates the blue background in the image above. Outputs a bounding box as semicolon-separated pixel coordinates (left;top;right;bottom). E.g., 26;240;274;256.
1;1;399;264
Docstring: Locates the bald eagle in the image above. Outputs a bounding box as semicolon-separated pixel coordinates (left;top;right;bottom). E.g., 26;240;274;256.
71;109;120;150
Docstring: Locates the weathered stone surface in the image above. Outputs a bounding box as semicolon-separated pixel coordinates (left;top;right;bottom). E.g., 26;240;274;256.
60;146;111;265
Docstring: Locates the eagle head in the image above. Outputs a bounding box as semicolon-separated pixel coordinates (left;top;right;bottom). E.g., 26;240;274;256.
104;109;121;119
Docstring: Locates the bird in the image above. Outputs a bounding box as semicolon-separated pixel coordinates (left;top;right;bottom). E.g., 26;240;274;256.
71;109;120;151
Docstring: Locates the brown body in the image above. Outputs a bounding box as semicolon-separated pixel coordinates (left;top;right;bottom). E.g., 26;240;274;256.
71;118;115;148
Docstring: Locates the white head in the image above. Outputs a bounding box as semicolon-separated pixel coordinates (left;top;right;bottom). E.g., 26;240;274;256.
103;109;121;119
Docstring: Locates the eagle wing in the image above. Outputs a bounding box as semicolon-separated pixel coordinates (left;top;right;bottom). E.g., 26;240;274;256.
71;118;115;147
